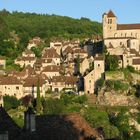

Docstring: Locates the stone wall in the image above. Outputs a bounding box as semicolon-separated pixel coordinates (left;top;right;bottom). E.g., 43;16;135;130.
98;92;138;106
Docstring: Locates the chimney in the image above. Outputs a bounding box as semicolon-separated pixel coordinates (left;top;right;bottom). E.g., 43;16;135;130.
24;107;36;132
0;131;8;140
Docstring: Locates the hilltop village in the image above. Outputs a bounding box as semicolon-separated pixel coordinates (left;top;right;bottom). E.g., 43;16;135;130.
1;10;140;140
0;36;104;103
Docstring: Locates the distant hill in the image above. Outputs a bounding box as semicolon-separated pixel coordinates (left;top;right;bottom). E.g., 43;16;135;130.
0;9;102;59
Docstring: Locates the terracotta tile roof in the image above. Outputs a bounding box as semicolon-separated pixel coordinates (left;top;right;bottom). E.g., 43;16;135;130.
23;75;47;87
34;113;102;140
34;58;44;66
42;48;59;58
64;46;73;54
42;65;61;72
73;48;87;54
117;24;140;30
107;10;116;17
52;76;78;85
132;59;140;65
24;49;34;55
0;76;22;85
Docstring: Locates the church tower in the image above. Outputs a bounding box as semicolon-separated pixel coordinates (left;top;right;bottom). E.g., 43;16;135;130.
102;10;117;39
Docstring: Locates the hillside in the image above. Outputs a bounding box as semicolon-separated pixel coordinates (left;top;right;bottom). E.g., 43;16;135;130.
0;9;102;59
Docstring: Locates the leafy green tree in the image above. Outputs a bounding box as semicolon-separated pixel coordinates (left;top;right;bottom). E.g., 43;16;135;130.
0;10;102;60
105;54;119;71
75;55;81;74
3;95;20;110
109;110;131;139
43;98;64;115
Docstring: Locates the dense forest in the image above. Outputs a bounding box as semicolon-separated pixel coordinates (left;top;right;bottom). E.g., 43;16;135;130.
0;9;102;59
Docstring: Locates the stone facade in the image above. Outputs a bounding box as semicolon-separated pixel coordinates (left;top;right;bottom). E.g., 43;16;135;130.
84;56;105;94
103;10;140;70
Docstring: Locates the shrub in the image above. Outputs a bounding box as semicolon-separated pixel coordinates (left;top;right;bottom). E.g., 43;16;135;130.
73;95;87;104
43;98;65;115
21;95;33;108
3;95;20;110
106;80;129;91
127;66;135;73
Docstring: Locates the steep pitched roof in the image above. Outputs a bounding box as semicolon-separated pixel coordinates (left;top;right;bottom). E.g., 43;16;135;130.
52;76;78;85
132;59;140;65
117;24;140;30
0;107;21;140
107;10;116;17
42;48;59;58
23;75;47;87
35;113;102;140
0;76;22;85
42;65;61;72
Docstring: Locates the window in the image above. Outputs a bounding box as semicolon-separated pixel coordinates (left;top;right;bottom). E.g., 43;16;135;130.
16;86;19;90
98;64;100;67
89;80;91;83
125;33;127;37
108;19;112;24
120;42;122;45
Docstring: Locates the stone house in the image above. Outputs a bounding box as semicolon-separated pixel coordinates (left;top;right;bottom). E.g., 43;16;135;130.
42;48;60;66
51;76;78;93
15;49;36;67
23;75;48;98
84;56;105;94
27;37;44;50
0;76;24;99
42;65;61;78
50;41;63;55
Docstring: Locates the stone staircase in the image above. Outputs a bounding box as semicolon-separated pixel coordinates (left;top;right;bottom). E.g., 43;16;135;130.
87;94;97;105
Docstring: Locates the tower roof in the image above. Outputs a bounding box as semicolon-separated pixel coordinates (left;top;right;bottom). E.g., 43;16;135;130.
107;10;116;17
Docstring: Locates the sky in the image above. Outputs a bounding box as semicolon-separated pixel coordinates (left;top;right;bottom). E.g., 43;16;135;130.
0;0;140;24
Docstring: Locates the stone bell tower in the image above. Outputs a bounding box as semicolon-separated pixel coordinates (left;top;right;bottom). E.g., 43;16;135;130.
102;10;117;39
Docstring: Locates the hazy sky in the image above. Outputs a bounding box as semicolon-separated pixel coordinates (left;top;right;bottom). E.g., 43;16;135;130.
0;0;140;23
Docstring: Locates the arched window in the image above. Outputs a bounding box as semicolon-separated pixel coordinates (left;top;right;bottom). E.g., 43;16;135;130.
114;33;117;38
125;33;127;37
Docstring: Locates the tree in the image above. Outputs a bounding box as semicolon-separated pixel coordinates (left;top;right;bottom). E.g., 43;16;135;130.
105;54;119;71
36;78;42;114
3;95;20;110
75;55;81;74
21;95;33;108
43;98;64;115
109;110;131;139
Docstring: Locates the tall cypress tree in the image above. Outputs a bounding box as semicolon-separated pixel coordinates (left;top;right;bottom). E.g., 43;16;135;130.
36;78;42;114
